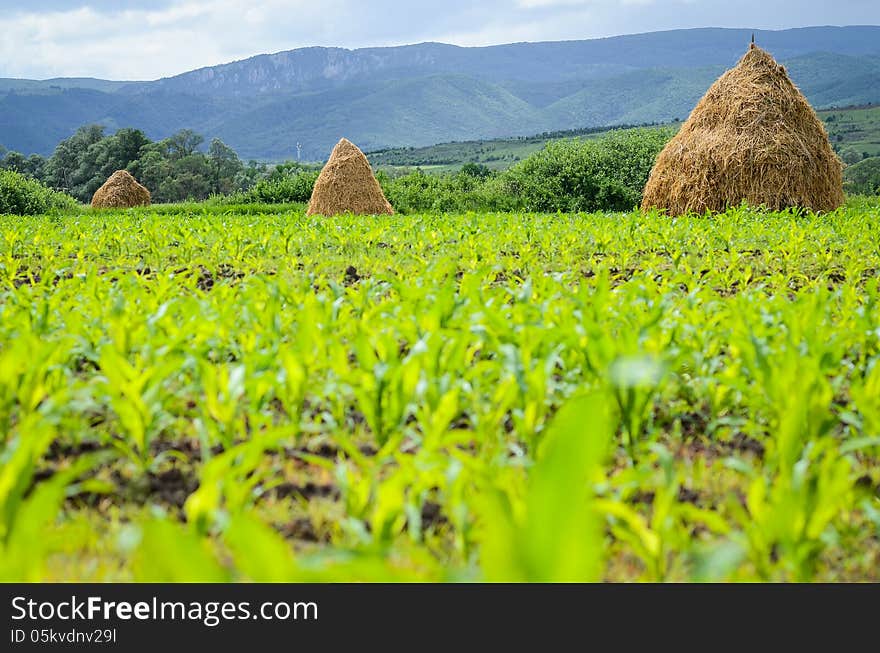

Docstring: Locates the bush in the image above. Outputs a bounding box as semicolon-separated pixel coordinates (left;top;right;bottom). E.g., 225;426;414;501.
220;169;320;204
500;128;673;212
844;157;880;196
212;127;673;214
380;168;519;214
0;170;78;215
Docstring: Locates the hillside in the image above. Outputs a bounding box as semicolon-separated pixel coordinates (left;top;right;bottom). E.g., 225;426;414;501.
369;106;880;173
822;106;880;159
2;26;879;161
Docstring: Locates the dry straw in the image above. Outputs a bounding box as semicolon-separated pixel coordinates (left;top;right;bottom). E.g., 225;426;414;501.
306;138;394;216
641;44;844;215
91;170;151;209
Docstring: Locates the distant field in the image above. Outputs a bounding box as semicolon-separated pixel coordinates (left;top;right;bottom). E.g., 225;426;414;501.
368;123;679;174
370;105;879;174
821;106;880;159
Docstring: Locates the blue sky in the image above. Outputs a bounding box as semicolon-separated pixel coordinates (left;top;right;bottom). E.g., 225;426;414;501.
1;0;878;80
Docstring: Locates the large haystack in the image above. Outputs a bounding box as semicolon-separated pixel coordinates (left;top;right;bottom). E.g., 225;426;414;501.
641;45;844;215
91;170;151;209
306;138;393;216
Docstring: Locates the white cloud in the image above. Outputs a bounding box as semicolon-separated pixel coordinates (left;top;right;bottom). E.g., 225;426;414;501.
517;0;588;9
0;1;327;79
0;0;877;79
437;7;597;46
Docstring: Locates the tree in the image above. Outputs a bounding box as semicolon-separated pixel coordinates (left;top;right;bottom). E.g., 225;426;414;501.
36;124;253;204
155;154;213;202
460;162;492;179
208;138;243;195
26;154;47;180
45;124;106;197
129;146;172;201
1;151;27;173
114;128;151;164
841;150;862;165
238;160;267;191
167;130;204;160
78;128;152;197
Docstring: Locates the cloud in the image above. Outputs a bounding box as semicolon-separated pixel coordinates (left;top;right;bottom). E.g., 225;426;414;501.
517;0;588;8
0;0;877;79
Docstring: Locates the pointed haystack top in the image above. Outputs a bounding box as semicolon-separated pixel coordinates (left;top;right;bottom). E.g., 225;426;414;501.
641;45;844;215
91;170;151;209
306;138;394;216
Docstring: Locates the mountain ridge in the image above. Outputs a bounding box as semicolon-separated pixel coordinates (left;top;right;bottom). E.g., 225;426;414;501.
2;26;879;160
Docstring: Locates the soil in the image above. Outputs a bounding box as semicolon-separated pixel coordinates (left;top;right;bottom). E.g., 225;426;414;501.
147;467;199;508
343;265;362;284
419;500;447;528
269;481;340;501
278;517;324;543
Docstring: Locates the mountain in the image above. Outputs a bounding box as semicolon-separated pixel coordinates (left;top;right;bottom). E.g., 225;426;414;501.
2;26;880;161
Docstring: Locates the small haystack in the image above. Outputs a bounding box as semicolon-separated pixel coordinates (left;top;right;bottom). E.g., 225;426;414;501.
91;170;151;209
641;44;844;215
306;138;394;216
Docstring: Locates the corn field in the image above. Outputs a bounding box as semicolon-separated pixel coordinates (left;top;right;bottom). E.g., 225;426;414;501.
2;199;880;581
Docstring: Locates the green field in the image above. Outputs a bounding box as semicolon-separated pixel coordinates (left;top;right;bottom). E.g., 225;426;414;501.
369;123;678;174
3;199;880;582
822;106;880;160
370;106;880;173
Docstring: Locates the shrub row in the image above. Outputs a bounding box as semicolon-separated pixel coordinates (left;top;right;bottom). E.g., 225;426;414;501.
1;128;674;215
213;127;675;214
0;170;78;215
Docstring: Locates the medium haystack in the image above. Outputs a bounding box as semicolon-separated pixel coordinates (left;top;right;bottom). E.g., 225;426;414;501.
641;44;844;215
91;170;151;208
306;138;393;216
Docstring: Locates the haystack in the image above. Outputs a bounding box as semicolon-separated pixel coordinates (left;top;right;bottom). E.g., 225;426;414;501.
641;44;844;215
306;138;393;216
91;170;151;208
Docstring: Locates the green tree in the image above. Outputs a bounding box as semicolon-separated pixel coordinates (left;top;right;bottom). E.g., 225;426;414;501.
841;150;863;165
38;124;251;204
1;151;27;174
167;130;204;160
460;162;491;179
238;160;267;191
128;145;172;201
45;124;106;198
159;154;212;201
26;154;47;180
72;128;153;199
208;138;243;195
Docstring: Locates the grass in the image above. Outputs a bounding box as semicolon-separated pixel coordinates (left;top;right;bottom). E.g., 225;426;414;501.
2;198;880;582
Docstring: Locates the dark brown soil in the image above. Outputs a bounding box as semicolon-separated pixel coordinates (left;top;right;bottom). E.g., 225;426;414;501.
629;486;703;506
148;467;199;508
344;265;362;285
278;517;325;543
269;482;340;501
419;500;447;528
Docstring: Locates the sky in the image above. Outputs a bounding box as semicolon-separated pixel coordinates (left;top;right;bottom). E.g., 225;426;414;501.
1;0;878;80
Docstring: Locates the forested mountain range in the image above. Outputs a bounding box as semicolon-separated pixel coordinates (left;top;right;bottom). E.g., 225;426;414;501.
2;26;879;161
